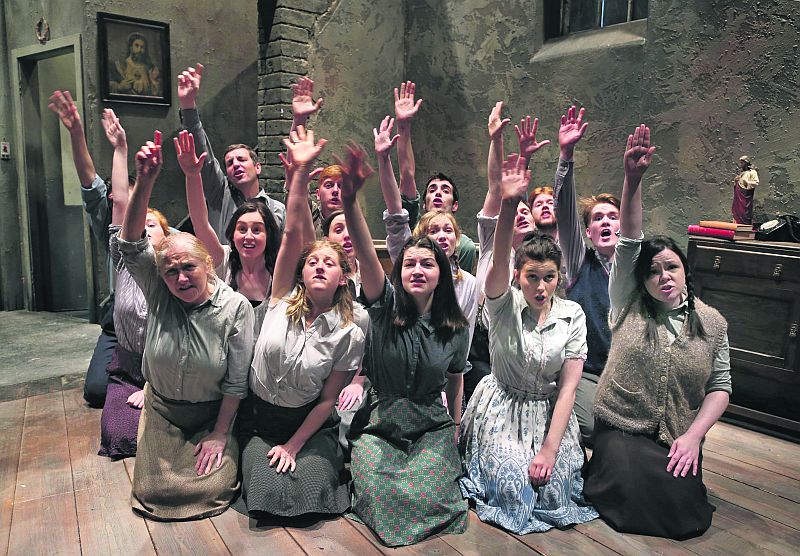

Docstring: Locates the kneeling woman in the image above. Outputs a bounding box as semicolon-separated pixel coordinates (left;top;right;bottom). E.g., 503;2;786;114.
237;128;367;518
459;156;598;534
584;125;731;540
119;132;255;521
341;145;469;547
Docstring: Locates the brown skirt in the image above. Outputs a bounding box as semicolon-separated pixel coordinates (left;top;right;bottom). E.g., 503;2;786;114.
584;420;714;540
131;384;239;521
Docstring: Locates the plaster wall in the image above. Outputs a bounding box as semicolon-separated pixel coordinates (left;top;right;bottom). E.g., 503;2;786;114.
404;0;800;242
1;0;259;310
262;0;799;243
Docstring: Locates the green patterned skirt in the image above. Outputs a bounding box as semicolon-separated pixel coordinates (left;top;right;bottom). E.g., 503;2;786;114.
348;390;467;546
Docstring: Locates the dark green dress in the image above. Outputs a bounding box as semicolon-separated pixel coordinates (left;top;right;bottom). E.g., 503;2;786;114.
349;279;468;546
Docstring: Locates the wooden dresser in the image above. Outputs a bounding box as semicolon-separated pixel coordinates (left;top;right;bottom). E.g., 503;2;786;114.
687;237;800;440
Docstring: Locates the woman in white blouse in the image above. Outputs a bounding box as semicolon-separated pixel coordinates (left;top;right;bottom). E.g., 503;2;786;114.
235;127;367;518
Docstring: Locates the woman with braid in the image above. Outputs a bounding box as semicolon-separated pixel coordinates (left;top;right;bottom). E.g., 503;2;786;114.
584;125;732;540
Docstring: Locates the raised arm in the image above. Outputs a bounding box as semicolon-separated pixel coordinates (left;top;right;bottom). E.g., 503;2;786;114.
121;131;162;242
178;64;227;210
394;81;423;199
554;105;589;281
291;76;324;132
271;126;327;300
339;144;382;304
374;115;402;214
484;155;531;299
620;124;655;240
100;109;130;226
48;90;95;186
174;130;226;266
483;101;511;217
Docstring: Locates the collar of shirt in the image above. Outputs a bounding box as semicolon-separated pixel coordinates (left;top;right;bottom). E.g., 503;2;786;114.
519;294;573;330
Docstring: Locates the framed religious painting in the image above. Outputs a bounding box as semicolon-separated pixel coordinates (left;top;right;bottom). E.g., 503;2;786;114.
98;13;171;105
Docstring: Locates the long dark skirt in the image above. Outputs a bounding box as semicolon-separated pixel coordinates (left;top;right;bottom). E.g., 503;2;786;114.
131;385;239;521
235;393;350;517
98;347;144;459
584;420;714;540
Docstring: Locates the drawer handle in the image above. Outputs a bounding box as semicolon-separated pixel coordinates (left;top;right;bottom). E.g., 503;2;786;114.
790;323;798;338
713;256;721;270
773;264;783;279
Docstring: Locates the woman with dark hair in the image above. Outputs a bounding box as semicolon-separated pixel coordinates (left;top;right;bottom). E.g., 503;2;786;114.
584;125;731;540
235;127;367;519
340;144;469;547
459;155;597;534
176;130;281;332
119;131;255;521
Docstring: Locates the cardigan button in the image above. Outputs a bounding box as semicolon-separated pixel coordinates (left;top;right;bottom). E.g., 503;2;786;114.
665;346;671;353
660;432;667;440
660;375;667;383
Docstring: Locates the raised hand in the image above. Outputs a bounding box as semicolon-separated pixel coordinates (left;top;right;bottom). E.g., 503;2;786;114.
500;153;530;202
558;105;588;159
47;90;82;133
282;125;327;167
335;142;375;200
488;101;511;140
291;76;324;118
373;115;400;157
177;64;204;109
101;109;127;149
394;81;423;122
515;115;551;160
174;130;208;176
623;124;656;183
134;131;163;182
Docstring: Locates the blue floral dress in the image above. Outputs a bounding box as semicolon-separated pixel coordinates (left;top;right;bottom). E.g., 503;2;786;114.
459;289;598;533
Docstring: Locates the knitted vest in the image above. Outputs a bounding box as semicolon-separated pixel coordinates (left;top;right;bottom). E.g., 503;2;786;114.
593;297;727;446
566;247;610;376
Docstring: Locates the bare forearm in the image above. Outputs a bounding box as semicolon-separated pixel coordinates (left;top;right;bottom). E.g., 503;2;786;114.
397;122;417;198
110;147;129;225
378;155;402;214
285;398;336;454
342;195;384;302
620;175;643;239
684;391;729;440
121;177;154;241
484;137;503;216
484;198;516;299
542;361;582;454
213;395;240;435
445;373;463;424
185;174;224;265
69;127;96;187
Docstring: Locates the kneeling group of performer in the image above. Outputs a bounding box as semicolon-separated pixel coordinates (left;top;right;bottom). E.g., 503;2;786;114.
49;64;731;546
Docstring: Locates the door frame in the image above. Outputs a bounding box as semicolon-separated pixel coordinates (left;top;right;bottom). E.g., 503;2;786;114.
10;34;96;320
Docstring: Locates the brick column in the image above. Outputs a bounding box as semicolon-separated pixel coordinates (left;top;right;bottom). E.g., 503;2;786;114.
257;0;333;199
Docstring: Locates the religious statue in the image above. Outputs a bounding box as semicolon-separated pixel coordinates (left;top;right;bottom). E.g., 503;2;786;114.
732;155;759;225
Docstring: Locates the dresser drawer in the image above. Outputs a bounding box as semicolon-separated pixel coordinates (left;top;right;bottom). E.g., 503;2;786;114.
691;242;800;283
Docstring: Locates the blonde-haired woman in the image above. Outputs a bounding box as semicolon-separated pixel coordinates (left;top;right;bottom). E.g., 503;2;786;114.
236;127;367;518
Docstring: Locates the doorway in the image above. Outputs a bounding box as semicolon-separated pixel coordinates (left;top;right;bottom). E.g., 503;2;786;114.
11;35;93;316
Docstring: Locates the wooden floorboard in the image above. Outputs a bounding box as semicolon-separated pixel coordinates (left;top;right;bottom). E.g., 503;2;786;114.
63;388;156;555
706;423;800;480
3;383;800;555
210;509;306;555
14;392;73;502
0;399;26;555
7;492;81;556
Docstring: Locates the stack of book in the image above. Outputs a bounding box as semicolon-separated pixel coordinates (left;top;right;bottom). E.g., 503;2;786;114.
687;221;756;241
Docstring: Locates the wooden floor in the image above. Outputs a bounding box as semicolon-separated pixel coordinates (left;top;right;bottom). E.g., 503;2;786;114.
1;384;799;556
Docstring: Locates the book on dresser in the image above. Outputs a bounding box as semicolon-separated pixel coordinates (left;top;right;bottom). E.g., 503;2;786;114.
688;224;756;240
